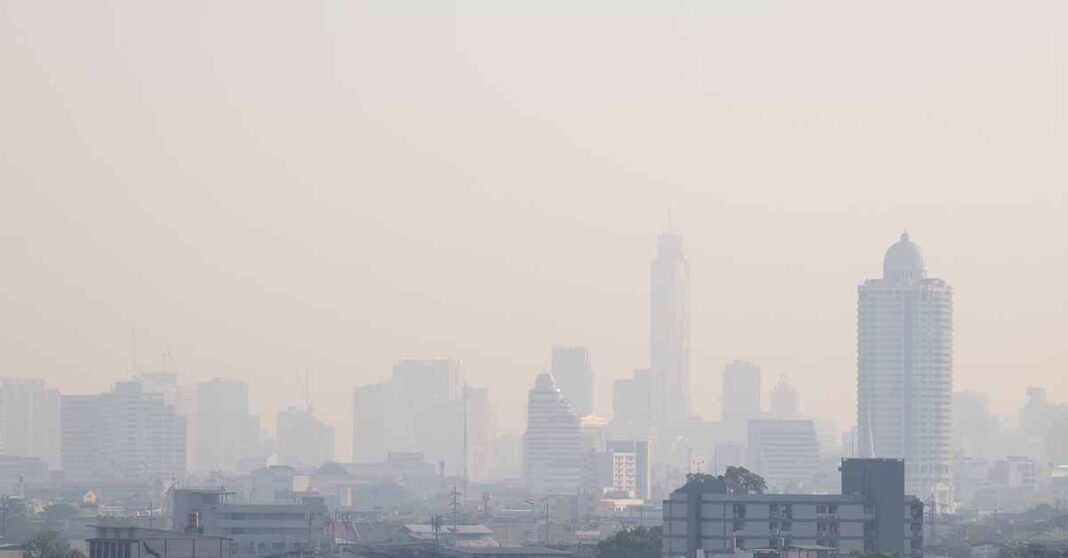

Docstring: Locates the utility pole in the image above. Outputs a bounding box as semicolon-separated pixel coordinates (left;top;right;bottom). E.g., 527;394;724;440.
463;382;469;502
450;485;461;534
544;500;551;545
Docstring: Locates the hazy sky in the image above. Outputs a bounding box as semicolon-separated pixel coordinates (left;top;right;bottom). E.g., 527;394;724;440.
2;1;1066;460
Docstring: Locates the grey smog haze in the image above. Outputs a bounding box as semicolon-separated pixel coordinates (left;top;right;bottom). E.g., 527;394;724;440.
2;1;1066;461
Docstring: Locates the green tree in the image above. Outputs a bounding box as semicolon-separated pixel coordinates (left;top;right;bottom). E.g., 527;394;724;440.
595;526;662;558
723;466;767;495
22;531;86;558
681;467;767;495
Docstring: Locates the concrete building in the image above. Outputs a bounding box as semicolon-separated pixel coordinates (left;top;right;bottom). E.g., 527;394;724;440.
171;488;330;557
524;374;582;495
551;346;593;417
275;407;333;470
662;458;923;558
650;231;690;426
722;361;762;443
990;456;1038;489
858;233;953;503
249;465;296;504
62;381;187;480
352;359;465;474
0;378;61;469
746;420;821;493
194;379;260;473
606;440;652;500
89;526;231;558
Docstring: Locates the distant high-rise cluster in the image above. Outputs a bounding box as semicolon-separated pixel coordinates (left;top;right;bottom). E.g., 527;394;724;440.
62;381;186;480
858;233;953;503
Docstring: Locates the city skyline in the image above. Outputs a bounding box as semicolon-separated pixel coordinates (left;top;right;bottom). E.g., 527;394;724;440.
3;2;1066;462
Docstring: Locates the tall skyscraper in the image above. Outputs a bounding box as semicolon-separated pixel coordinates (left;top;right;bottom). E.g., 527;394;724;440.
721;360;762;443
523;373;582;494
276;407;334;470
0;378;61;469
194;378;261;472
858;232;952;503
650;231;690;425
551;345;593;416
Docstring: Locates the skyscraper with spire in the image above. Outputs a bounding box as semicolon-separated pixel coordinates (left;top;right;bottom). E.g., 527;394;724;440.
858;232;953;503
650;230;690;426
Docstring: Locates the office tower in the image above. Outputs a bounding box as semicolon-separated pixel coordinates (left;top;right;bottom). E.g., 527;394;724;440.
61;381;186;480
275;407;334;470
606;440;651;500
465;386;496;484
551;346;593;416
612;368;653;438
650;231;690;425
194;378;261;472
858;232;952;502
746;419;821;492
769;376;799;419
352;359;465;473
721;360;762;443
663;458;923;558
523;373;582;494
0;379;61;469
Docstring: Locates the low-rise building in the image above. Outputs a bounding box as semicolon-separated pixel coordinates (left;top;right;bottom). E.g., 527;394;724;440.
661;459;923;558
88;526;231;558
171;488;330;558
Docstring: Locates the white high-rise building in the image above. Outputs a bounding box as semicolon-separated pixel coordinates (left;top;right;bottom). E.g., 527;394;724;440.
523;373;582;494
650;231;690;425
0;379;61;469
858;232;952;503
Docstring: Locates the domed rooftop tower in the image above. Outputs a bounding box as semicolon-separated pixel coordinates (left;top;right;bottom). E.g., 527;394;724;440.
882;232;926;281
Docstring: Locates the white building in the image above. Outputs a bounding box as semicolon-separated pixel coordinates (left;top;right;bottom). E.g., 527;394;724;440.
523;373;582;494
746;419;820;492
857;232;953;502
0;378;61;469
650;231;690;426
